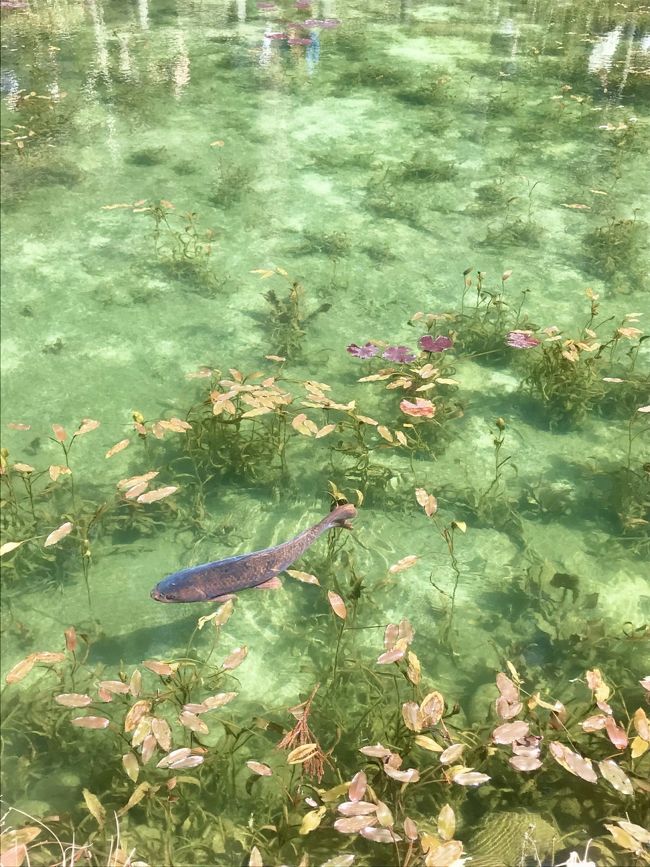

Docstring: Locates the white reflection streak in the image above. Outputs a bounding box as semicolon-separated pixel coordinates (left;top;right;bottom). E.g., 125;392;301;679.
173;33;191;98
258;35;272;68
87;0;111;85
138;0;149;31
236;0;246;21
588;25;623;73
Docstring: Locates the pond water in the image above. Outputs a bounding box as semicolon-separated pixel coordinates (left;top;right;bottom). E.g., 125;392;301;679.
1;0;649;864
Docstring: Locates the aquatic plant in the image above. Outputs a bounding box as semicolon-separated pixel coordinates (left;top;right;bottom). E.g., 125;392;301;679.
582;213;649;288
208;158;256;208
515;293;649;427
256;267;331;359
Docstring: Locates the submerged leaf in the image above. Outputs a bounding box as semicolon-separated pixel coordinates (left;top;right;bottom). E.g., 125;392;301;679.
5;655;37;684
348;770;367;802
389;555;420;574
598;760;633;796
287;569;320;585
82;789;105;827
223;645;248;670
549;742;597;783
0;541;25;557
137;486;178;504
328;591;347;620
55;693;93;708
106;439;130;458
246;761;272;776
287;743;319;764
71;716;110;729
44;521;73;547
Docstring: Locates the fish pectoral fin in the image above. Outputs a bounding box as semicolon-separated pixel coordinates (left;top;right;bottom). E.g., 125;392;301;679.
255;576;283;591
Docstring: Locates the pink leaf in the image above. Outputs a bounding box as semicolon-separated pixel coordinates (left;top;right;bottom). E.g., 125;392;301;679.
327;591;347;620
496;672;519;702
360;826;402;843
137;486;178;504
55;693;93;708
44;521;73;547
334;816;376;834
348;770;367;802
359;744;391;758
582;714;608;733
605;717;628;750
549;742;597;783
105;439;130;458
492;721;530;744
71;716;110;729
383;766;419;783
451;770;491;787
223;645;248;670
377;647;405;665
509;755;542;772
52;424;67;442
338;801;376;816
246;761;272;776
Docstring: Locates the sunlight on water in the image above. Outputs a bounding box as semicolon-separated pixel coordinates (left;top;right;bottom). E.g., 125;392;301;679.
1;0;649;864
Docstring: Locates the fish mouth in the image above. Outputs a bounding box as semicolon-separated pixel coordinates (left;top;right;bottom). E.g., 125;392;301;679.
151;588;172;603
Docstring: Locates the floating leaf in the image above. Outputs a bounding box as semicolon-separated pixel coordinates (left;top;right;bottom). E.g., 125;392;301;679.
0;541;25;557
82;789;105;827
106;439;130;458
348;770;367;802
44;521;73;547
287;569;320;585
389;555;420;574
55;693;92;708
137;486;178;504
287;743;319;764
598;760;633;796
71;716;110;729
246;761;272;776
223;645;248;670
328;591;347;620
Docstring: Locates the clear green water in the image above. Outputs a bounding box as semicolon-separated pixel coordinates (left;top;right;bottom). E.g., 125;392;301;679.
1;0;649;864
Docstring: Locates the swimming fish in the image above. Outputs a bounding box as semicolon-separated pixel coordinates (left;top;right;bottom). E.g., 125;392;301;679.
151;503;357;603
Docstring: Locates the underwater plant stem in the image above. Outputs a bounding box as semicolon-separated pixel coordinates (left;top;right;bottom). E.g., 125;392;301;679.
328;619;346;689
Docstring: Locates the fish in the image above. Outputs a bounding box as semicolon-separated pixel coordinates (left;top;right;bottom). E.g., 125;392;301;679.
151;503;357;603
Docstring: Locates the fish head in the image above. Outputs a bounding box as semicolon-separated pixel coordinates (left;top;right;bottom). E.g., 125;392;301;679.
150;574;205;603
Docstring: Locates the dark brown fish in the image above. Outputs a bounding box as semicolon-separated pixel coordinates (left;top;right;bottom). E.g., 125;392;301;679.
151;503;357;603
